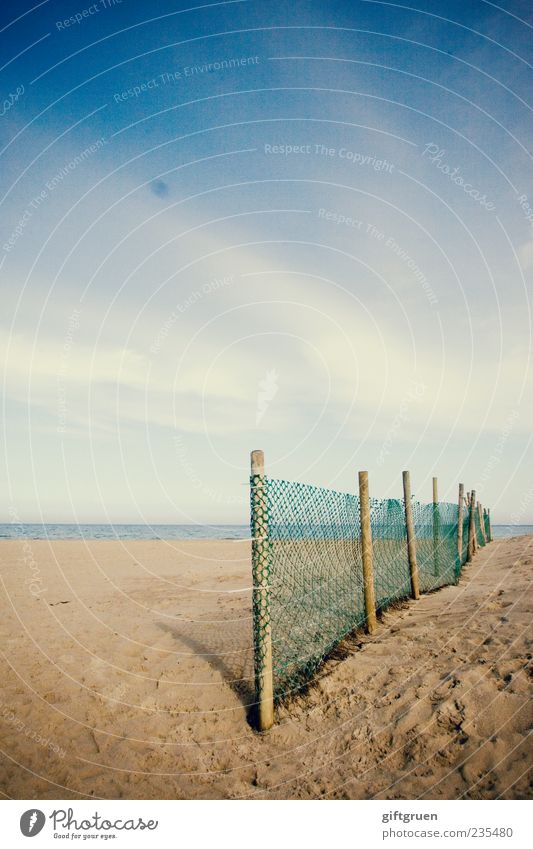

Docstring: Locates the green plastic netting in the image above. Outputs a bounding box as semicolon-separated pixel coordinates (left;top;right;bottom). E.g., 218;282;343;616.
251;475;483;701
461;506;470;565
371;498;411;609
414;501;460;592
251;476;365;699
475;508;486;547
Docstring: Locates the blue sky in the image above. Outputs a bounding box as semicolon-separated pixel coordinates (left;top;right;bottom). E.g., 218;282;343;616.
1;0;532;523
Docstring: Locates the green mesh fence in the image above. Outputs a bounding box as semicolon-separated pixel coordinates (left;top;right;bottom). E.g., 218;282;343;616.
474;508;486;547
252;476;365;698
371;498;411;609
414;501;460;592
484;511;491;541
251;475;487;702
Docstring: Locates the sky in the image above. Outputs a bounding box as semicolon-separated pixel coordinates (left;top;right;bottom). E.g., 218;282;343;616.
0;0;532;524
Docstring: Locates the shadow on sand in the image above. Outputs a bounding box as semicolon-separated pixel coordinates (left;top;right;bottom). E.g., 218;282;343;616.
156;620;257;725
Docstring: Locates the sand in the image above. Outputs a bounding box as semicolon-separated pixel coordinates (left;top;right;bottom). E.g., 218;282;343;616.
0;534;531;799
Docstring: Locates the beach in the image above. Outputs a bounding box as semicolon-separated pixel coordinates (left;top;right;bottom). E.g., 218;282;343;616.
0;535;530;800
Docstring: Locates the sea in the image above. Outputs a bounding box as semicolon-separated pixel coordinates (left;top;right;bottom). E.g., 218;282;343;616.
0;524;250;540
0;524;531;541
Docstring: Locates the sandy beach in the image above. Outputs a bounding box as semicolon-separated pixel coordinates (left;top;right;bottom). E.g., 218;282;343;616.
0;535;531;800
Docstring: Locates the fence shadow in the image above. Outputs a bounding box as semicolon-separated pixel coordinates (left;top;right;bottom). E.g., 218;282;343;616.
156;619;256;723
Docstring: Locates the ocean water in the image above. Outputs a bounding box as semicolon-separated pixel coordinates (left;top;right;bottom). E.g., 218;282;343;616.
0;523;531;541
491;525;533;539
0;524;250;541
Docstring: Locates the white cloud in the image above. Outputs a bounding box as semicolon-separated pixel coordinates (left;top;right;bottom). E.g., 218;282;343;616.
519;234;533;270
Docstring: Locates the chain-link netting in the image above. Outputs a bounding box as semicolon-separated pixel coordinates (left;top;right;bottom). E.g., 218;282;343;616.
475;508;486;547
251;476;364;698
413;501;460;592
251;476;486;701
371;498;411;608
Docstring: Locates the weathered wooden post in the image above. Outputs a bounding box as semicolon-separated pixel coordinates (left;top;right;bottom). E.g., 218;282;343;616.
473;501;480;550
402;471;420;599
250;450;274;731
457;483;464;563
467;489;476;563
479;502;487;544
487;507;492;542
358;471;377;634
432;476;440;575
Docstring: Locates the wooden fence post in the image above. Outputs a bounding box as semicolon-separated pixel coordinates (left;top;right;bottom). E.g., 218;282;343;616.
402;471;420;599
457;483;464;562
474;499;479;552
358;471;377;634
467;489;476;562
432;476;440;575
487;507;492;542
479;502;487;544
250;450;274;731
477;502;481;543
